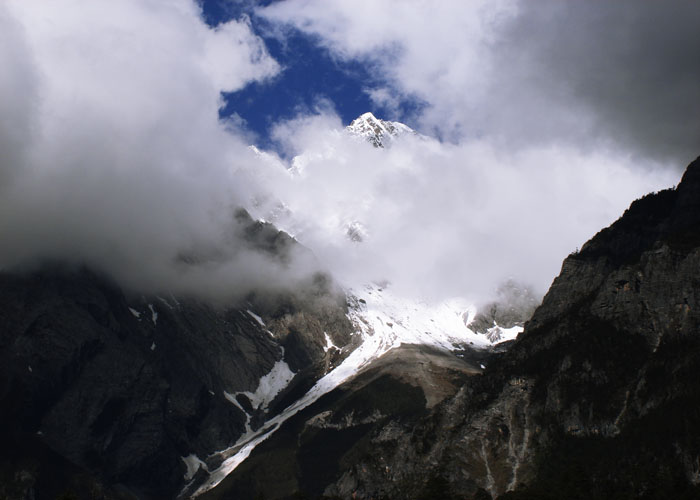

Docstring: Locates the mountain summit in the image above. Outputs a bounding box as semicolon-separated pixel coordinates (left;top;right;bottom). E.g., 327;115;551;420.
346;112;415;148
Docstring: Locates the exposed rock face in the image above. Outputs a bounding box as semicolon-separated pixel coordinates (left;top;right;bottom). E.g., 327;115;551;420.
201;344;483;500
0;218;353;499
205;157;700;499
334;157;700;499
0;267;272;498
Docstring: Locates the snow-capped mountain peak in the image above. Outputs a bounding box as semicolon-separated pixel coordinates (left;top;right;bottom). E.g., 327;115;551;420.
346;112;415;148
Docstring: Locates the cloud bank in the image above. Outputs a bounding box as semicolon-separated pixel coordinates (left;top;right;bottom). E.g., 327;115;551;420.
0;0;694;305
245;112;676;301
233;0;696;301
0;0;321;298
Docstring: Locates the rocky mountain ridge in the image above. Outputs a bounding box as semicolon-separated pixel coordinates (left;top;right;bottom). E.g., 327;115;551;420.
203;157;700;499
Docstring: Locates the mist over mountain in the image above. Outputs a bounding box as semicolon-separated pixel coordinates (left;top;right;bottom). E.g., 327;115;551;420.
1;1;699;499
243;111;675;301
197;156;700;500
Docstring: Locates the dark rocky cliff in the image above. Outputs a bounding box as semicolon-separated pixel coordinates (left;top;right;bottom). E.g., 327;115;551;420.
0;218;353;499
206;157;700;500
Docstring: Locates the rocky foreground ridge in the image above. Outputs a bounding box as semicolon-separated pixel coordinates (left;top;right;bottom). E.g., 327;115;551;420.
206;157;700;499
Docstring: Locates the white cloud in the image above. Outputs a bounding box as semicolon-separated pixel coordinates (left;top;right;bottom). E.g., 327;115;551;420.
250;0;697;301
246;111;677;301
0;0;308;298
0;0;693;307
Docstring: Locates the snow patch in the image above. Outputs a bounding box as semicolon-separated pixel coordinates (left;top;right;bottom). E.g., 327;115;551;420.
323;332;336;353
485;324;523;343
168;293;181;308
224;391;246;412
150;342;156;351
246;310;265;327
243;359;295;411
148;304;158;325
223;391;253;435
128;307;141;319
347;284;488;353
182;454;208;481
157;296;174;309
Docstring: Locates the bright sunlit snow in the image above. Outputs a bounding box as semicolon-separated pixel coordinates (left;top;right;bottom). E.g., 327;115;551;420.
348;283;491;352
242;358;295;411
345;112;416;147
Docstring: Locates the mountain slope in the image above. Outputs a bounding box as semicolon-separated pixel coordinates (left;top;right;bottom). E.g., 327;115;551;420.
0;195;527;499
204;156;700;499
323;156;700;499
0;216;354;499
188;282;517;498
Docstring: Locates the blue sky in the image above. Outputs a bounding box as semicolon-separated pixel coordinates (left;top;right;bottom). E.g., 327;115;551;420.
199;0;422;149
